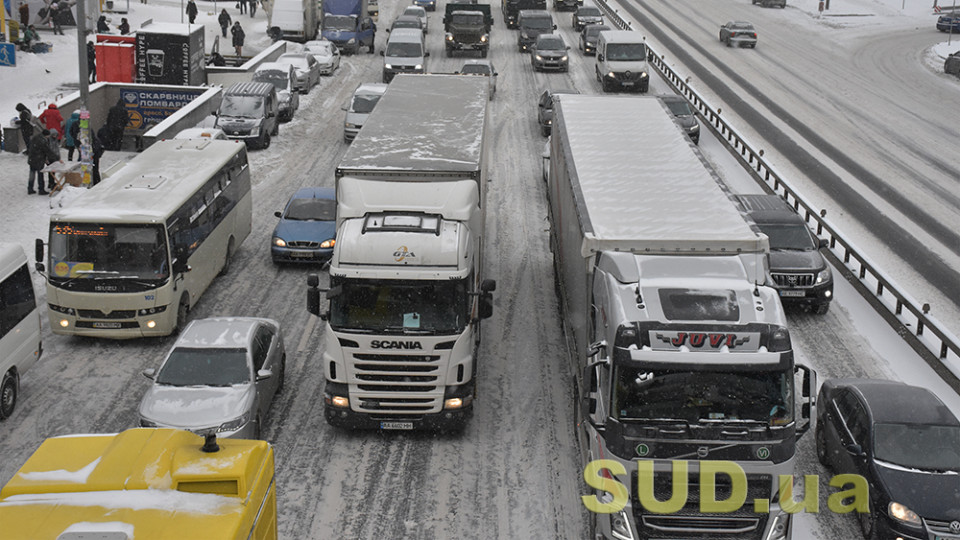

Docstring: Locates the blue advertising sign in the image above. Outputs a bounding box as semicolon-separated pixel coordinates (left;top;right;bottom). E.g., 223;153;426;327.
119;87;206;130
0;43;16;68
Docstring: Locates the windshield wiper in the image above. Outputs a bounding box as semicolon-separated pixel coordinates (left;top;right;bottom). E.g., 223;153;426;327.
331;326;376;334
383;326;434;335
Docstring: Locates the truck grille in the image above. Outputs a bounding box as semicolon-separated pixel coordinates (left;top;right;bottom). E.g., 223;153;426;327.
771;273;814;287
351;352;443;414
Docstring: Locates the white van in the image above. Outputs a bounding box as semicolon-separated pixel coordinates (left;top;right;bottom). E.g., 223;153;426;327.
595;30;650;93
380;28;429;83
0;243;42;420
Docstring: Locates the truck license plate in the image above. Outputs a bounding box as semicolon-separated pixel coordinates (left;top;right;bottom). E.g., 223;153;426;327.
92;322;122;328
779;290;805;297
380;421;414;430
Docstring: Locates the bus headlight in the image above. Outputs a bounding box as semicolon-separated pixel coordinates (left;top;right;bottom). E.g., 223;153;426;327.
137;306;167;316
274;237;287;247
49;304;77;315
320;239;336;249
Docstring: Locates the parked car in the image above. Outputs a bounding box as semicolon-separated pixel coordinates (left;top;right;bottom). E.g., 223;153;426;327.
253;62;300;122
578;23;609;55
414;0;437;12
531;34;570;72
276;52;321;93
945;50;960;76
403;5;429;33
343;82;389;142
272;187;338;263
720;21;758;48
456;59;498;100
815;378;960;540
537;87;579;136
571;5;602;31
302;40;341;74
138;317;286;439
390;14;425;34
752;0;785;7
173;127;228;140
659;94;700;144
936;14;960;32
736;194;834;314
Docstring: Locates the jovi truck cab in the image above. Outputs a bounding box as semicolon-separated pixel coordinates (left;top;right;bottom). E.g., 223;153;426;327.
307;75;495;432
547;95;815;540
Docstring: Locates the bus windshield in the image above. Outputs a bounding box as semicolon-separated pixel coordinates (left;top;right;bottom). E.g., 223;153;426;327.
613;366;794;425
48;223;169;285
329;278;469;334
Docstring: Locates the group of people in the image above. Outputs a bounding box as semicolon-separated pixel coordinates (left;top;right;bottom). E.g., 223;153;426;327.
97;15;131;35
15;101;128;195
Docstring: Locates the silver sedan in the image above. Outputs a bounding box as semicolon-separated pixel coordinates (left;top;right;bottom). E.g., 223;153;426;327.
138;317;286;439
276;52;322;93
719;21;758;48
303;40;342;75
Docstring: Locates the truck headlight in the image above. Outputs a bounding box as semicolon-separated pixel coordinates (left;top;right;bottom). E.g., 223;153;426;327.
816;266;832;284
607;71;616;78
347;38;356;44
480;34;488;42
888;502;921;525
273;237;287;247
250;126;260;136
535;54;543;60
610;509;635;540
639;71;649;78
218;413;250;433
384;63;393;69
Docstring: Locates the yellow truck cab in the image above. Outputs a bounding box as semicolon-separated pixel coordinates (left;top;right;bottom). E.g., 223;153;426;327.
0;428;276;540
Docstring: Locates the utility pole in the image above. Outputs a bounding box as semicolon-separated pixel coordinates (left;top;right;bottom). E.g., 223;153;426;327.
76;0;93;186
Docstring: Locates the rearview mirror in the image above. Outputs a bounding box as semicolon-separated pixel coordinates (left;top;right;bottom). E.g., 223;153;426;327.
142;368;156;380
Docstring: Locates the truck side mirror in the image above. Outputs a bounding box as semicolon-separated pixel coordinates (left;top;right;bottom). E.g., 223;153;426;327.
424;51;430;57
596;53;604;61
307;278;321;316
480;279;496;292
380;50;385;56
552;24;557;29
172;248;190;274
34;238;45;272
478;294;493;319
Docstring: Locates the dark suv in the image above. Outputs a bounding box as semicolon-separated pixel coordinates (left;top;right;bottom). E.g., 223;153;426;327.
736;194;833;314
517;10;556;52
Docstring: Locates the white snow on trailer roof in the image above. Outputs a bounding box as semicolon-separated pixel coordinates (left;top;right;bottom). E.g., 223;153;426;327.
338;74;488;174
554;94;766;254
136;22;203;36
49;139;246;224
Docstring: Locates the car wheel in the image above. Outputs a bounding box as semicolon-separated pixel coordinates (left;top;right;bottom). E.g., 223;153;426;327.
595;66;602;82
262;133;271;149
858;504;877;540
815;425;830;467
814;302;830;315
601;77;612;92
254;413;262;439
541;125;550;137
276;354;286;394
175;297;189;333
0;371;18;420
220;237;235;276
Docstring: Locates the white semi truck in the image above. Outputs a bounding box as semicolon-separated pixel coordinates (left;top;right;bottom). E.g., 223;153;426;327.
307;75;495;431
548;95;816;540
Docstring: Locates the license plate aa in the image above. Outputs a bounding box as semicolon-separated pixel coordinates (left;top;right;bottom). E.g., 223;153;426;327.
621;81;634;86
780;290;805;297
290;251;314;258
92;322;122;328
380;421;414;430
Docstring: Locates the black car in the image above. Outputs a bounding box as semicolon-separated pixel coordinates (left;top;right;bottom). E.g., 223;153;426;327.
659;94;701;145
537;87;579;136
571;5;602;32
735;194;833;314
816;379;960;540
530;34;570;72
578;24;609;55
517;10;556;52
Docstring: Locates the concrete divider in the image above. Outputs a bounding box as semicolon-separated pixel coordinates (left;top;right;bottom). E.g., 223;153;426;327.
205;40;291;87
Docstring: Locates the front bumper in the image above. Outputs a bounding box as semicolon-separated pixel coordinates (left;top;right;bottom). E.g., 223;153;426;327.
49;303;175;339
774;281;833;307
271;245;333;263
603;71;649;92
533;56;568;70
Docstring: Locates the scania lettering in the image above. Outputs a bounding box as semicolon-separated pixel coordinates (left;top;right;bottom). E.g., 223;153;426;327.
308;75;495;432
36;139;252;339
547;95;816;540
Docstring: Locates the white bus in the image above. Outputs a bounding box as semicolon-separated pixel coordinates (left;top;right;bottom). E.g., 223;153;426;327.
37;139;253;339
0;243;42;419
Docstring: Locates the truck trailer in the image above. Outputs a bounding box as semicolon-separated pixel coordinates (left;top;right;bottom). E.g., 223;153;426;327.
307;75;495;431
271;0;318;42
547;95;815;540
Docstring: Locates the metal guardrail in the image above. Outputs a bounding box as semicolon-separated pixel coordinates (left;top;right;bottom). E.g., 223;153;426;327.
594;0;960;386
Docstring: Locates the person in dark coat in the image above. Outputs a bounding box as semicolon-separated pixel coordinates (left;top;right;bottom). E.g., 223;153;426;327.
18;2;29;26
249;0;257;17
45;128;62;189
87;41;97;82
92;127;106;186
28;129;60;195
64;111;81;161
105;99;129;151
186;0;198;23
96;15;109;33
119;18;130;34
238;0;246;15
218;9;231;38
49;2;65;35
38;103;64;141
231;21;245;56
15;103;34;154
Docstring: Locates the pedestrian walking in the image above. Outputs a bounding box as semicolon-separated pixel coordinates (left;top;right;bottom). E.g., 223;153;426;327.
18;1;29;26
219;9;231;38
105;99;129;151
92;127;107;186
186;0;198;24
49;2;65;34
87;41;97;82
119;18;130;34
27;129;59;195
238;0;247;15
249;0;257;17
64;111;80;161
15;103;35;154
45;128;61;190
38;103;64;140
96;15;109;33
231;21;245;56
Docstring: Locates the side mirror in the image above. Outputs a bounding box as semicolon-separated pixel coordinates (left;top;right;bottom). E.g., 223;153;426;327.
172;257;189;275
307;281;321;316
142;368;156;380
478;294;493;319
274;211;282;218
597;53;604;61
424;51;430;57
380;50;385;56
818;238;829;249
480;279;496;292
35;238;44;263
552;24;557;29
845;443;865;458
256;368;273;381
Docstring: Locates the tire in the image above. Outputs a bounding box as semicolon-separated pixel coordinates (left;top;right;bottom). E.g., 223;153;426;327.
0;371;18;420
814;302;830;315
220;237;235;276
261;133;271;149
541;125;550;137
481;48;488;58
858;504;877;540
272;122;279;136
601;78;612;92
254;413;262;439
175;298;189;333
815;425;829;467
276;354;286;394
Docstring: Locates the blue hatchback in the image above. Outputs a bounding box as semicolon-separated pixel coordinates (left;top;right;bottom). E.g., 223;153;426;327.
414;0;436;11
937;14;960;32
271;187;337;264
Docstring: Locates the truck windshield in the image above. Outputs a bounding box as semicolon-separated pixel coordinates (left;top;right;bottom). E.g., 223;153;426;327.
606;42;647;61
612;366;794;425
219;95;264;118
329;278;469;334
48;223;169;287
452;13;484;24
324;15;355;30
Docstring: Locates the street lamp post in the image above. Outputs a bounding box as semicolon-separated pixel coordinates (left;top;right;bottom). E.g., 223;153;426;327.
76;0;93;186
